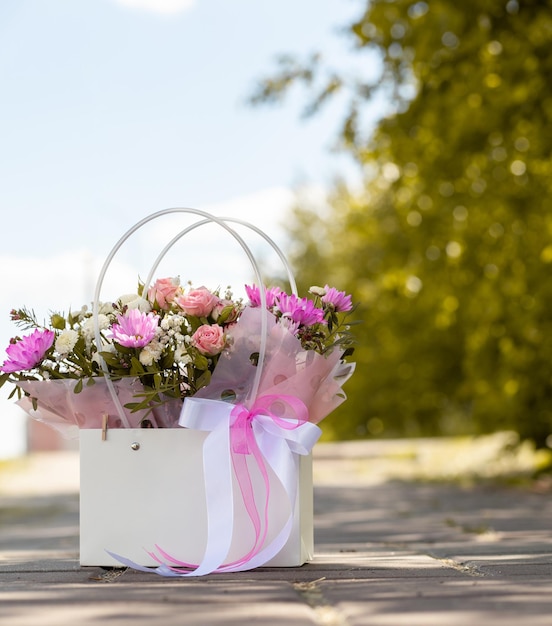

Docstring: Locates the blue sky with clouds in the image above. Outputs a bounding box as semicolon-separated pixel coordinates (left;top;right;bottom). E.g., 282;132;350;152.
0;0;381;455
1;0;364;251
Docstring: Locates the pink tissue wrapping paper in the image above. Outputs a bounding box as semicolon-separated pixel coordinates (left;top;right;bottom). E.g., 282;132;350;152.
15;377;177;437
195;306;355;424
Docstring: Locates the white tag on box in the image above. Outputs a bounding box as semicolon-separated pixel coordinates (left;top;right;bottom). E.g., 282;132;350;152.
79;428;313;568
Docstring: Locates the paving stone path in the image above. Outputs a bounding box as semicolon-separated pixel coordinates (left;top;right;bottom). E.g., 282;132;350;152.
0;442;551;626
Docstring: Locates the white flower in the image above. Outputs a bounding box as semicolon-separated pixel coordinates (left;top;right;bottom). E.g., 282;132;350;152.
55;329;79;355
309;285;326;296
98;302;115;315
82;314;111;347
119;294;152;312
72;305;89;320
97;313;111;330
139;339;163;366
81;319;96;345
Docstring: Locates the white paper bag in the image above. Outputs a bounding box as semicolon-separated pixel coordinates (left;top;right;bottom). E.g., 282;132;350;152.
79;428;313;568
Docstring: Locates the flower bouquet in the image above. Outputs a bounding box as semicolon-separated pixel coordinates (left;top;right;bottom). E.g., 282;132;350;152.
0;209;356;575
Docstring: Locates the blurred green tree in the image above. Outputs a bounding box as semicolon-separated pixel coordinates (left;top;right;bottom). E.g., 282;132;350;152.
253;0;552;445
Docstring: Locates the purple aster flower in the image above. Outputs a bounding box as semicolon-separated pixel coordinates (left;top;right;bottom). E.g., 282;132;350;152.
321;285;353;312
110;309;159;348
245;284;282;309
0;329;55;373
278;293;325;327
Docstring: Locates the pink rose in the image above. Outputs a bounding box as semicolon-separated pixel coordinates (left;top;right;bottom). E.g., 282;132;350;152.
211;299;240;324
191;324;225;356
147;277;180;310
176;287;219;317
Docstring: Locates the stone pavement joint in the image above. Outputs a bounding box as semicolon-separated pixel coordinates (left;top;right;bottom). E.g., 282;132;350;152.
431;557;485;578
293;578;351;626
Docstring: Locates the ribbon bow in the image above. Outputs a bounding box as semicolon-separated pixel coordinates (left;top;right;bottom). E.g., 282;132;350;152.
109;394;321;576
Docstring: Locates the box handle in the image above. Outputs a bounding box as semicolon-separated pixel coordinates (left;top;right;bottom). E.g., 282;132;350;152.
92;208;297;429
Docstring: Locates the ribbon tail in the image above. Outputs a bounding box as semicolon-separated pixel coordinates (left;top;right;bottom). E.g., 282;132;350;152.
187;420;234;575
220;433;299;572
246;436;299;569
105;550;190;578
106;550;163;574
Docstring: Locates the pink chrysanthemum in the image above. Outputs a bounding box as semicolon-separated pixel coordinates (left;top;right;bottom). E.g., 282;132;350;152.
321;286;353;312
111;309;159;348
277;293;325;327
245;284;282;309
0;329;55;373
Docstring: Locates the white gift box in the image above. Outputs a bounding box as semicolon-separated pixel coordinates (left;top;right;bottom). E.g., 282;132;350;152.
77;210;321;574
79;428;313;569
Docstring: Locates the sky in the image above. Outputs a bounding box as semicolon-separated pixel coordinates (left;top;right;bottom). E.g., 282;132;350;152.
0;0;380;456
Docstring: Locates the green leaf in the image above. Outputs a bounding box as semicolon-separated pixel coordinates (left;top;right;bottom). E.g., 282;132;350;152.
99;351;124;368
129;356;146;376
193;354;209;370
195;370;211;391
216;305;235;324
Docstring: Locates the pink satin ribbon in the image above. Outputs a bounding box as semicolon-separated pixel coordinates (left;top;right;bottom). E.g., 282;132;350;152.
108;395;321;576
